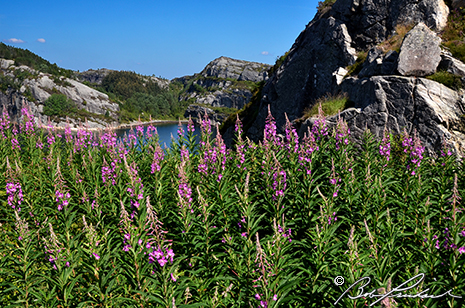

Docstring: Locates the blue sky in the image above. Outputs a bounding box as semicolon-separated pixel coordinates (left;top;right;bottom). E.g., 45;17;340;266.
1;0;319;80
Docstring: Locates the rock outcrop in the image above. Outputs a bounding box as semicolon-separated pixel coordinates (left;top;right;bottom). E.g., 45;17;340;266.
0;59;119;128
234;0;465;156
199;56;270;82
397;23;442;77
76;68;114;85
175;56;271;125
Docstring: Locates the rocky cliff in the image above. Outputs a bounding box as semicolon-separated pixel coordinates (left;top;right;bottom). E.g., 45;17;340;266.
0;59;119;128
176;56;271;125
235;0;465;156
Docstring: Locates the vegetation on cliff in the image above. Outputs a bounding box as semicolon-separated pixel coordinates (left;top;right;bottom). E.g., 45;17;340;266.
0;43;73;78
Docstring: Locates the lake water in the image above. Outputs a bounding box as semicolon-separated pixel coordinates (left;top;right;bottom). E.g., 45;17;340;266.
113;122;216;148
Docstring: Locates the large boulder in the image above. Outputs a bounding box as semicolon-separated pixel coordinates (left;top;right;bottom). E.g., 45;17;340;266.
397;23;442;77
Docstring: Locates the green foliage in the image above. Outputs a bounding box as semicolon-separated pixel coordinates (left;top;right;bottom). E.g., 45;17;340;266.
101;71;163;101
0;74;20;92
316;0;337;15
303;93;352;118
268;51;290;76
43;93;75;117
441;7;465;63
427;70;463;90
0;42;73;77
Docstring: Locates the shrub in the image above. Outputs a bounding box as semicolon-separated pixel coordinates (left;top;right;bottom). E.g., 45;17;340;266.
43;93;74;117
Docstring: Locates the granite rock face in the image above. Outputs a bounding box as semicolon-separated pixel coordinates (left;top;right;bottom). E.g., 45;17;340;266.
200;56;270;82
247;16;357;140
397;23;442;77
0;59;119;128
330;0;448;49
76;68;114;85
358;48;398;78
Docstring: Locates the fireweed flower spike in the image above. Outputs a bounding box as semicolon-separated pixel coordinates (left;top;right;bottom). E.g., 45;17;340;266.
379;128;391;162
15;210;29;241
263;105;280;150
284;113;299;153
6;182;23;211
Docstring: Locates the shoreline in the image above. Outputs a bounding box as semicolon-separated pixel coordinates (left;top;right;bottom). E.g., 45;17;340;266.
37;119;189;132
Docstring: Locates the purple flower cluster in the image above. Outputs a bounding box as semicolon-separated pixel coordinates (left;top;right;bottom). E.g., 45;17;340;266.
74;127;93;152
263;106;281;149
402;130;425;175
0;108;11;139
277;224;292;242
298;128;319;175
284;114;299;153
146;125;158;139
151;144;165;173
334;116;350;150
6;182;23;211
55;190;70;211
177;120;185;139
187;116;195;133
178;162;193;211
100;130;118;148
272;169;287;200
311;104;328;140
145;196;175;270
20;107;35;136
379;129;391;162
148;246;174;267
101;157;120;186
200;111;212;140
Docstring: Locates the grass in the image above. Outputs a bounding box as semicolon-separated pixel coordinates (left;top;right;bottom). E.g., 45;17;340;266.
303;93;352;118
345;51;368;77
377;24;415;53
441;7;465;63
427;70;463;90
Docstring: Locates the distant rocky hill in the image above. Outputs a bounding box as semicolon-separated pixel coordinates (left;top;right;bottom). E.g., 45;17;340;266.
76;68;170;89
0;58;119;128
175;56;271;125
223;0;465;156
